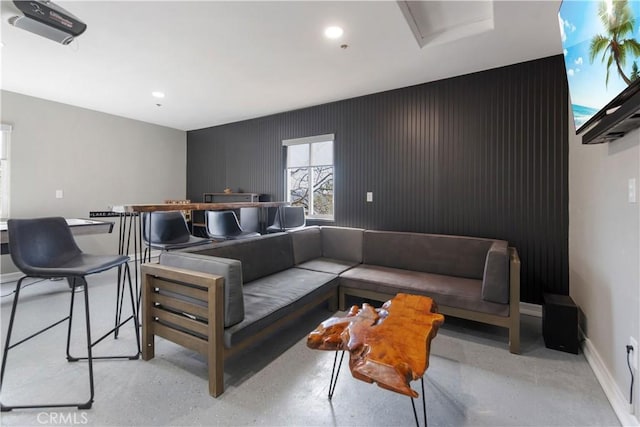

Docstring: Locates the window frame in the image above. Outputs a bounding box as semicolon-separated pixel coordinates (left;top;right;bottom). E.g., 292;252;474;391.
0;124;12;220
283;134;335;221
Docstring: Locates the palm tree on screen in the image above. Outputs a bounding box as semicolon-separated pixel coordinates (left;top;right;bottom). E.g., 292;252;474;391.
632;62;640;81
589;0;640;86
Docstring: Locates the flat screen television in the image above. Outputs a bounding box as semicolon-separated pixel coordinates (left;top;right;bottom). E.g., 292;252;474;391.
559;0;640;135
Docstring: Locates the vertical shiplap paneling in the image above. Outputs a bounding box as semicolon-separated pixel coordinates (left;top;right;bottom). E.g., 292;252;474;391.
186;55;568;303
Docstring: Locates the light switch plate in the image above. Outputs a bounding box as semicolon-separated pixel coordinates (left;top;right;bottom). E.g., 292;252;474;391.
366;192;373;202
629;179;637;203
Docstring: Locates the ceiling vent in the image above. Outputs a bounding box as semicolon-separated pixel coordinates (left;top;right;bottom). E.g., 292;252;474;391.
8;0;87;45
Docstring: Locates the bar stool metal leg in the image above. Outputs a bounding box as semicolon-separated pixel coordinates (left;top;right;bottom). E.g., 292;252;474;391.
1;277;93;411
69;268;140;361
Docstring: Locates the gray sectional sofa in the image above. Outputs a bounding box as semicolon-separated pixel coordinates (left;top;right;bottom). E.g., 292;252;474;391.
141;225;520;397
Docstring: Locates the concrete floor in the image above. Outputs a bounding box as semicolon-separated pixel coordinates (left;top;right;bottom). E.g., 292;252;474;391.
0;267;620;427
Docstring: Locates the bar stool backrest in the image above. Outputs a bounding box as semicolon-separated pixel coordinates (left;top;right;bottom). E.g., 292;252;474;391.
142;211;191;245
8;217;82;276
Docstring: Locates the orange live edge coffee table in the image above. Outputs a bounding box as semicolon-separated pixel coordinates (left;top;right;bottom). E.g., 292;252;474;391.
307;293;445;427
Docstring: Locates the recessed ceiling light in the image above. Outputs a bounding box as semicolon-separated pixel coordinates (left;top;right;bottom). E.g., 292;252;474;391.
324;26;343;39
152;91;165;99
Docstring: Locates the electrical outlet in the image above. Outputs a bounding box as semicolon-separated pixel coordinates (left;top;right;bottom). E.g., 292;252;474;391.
630;336;638;370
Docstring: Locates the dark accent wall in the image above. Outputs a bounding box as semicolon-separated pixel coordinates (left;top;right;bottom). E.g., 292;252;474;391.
187;55;568;304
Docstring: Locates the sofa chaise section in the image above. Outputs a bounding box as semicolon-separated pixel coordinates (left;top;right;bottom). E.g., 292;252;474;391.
141;233;339;397
338;230;521;353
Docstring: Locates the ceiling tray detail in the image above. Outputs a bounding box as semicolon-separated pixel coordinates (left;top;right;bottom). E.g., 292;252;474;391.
397;1;494;48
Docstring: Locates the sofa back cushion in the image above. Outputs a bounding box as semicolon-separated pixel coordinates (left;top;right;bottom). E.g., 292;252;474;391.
363;230;494;280
321;226;364;263
289;226;322;265
482;241;510;303
190;233;294;283
159;251;244;327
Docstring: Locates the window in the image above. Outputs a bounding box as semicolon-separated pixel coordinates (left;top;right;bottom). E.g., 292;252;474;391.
283;134;334;220
0;125;11;220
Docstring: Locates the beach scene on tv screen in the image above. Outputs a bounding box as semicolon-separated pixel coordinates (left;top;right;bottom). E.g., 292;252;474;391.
559;0;640;130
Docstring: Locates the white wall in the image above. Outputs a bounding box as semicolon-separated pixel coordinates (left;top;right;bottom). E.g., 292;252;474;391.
569;116;640;421
0;90;186;274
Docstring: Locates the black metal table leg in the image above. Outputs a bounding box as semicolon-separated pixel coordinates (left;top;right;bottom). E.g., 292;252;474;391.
409;377;427;427
328;350;345;400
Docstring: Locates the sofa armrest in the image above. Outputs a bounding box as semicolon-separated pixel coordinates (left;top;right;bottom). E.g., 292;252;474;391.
160;252;244;328
141;262;225;396
481;241;509;304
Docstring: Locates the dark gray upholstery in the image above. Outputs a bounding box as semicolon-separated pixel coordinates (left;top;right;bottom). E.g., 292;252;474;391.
289;226;322;265
205;210;260;241
340;264;509;317
321;226;364;263
190;233;294;284
266;206;306;233
142;211;210;250
223;268;338;347
8;217;129;277
363;231;494;280
159;251;245;328
153;225;517;361
482;241;510;303
296;258;359;275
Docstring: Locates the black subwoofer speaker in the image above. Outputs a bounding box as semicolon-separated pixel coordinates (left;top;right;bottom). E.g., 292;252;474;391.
542;293;579;354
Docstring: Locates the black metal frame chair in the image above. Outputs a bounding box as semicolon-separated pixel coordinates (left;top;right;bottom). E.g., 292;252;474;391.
0;217;140;412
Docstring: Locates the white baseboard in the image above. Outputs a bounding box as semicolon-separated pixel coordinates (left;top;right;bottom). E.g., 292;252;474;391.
520;302;542;317
0;271;23;283
582;335;639;426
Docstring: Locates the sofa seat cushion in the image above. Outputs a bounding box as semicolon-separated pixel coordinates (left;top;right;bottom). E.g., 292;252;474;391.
296;257;359;275
224;268;338;348
340;264;509;317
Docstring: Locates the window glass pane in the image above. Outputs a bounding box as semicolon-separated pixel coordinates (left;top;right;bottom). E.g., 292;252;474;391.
312;166;333;217
311;141;333;166
0;129;9;219
0;160;5;218
287;167;309;212
286;144;309;168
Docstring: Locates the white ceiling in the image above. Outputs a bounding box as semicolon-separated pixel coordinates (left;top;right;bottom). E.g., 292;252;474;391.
0;1;563;131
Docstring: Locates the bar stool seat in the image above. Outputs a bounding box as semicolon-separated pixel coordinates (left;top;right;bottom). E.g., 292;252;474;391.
0;217;140;412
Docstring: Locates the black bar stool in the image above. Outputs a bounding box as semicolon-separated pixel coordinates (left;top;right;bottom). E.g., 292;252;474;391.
0;217;140;411
205;210;260;240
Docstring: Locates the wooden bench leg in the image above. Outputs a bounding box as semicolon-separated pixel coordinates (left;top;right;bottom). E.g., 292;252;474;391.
328;291;338;312
509;318;520;354
208;276;225;397
142;272;155;361
338;288;347;311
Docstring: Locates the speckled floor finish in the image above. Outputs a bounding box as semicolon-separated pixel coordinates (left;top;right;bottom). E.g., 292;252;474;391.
0;267;620;427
